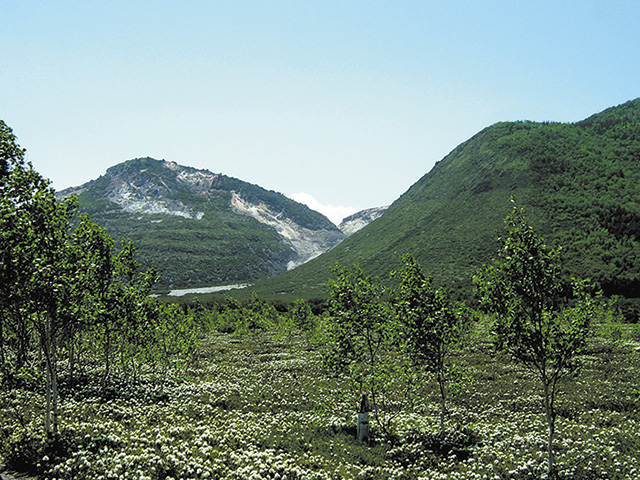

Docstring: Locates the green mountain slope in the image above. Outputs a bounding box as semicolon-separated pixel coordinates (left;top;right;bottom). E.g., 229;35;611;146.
253;98;640;300
60;158;345;290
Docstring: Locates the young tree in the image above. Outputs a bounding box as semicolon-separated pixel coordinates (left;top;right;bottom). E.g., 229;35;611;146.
68;215;116;380
112;239;158;382
27;191;77;436
290;298;314;332
325;264;403;435
90;237;157;386
150;302;198;379
0;120;35;381
394;253;464;432
0;120;79;434
473;205;597;478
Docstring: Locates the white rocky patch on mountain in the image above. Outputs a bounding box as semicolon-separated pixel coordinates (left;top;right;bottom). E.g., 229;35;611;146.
107;181;205;220
170;162;220;194
230;191;345;269
339;206;389;235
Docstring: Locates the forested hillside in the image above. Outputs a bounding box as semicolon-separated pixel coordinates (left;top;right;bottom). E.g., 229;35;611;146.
255;98;640;302
59;158;344;290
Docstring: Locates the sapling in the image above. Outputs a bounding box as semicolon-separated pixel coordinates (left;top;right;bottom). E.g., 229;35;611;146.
474;204;597;478
325;264;404;437
394;253;465;432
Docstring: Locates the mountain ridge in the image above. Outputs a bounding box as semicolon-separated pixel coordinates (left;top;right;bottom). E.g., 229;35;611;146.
338;206;389;236
250;98;640;302
59;158;346;289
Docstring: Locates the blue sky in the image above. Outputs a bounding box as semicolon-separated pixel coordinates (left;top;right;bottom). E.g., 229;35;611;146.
2;1;639;223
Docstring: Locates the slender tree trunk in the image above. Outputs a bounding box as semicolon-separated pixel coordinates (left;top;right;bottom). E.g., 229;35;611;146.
365;335;388;435
43;354;60;436
17;311;29;369
120;342;127;382
44;357;51;434
40;316;52;436
68;332;75;382
0;313;6;380
51;333;59;436
76;330;86;377
438;370;447;432
102;320;111;388
547;419;556;478
543;381;556;478
41;314;60;437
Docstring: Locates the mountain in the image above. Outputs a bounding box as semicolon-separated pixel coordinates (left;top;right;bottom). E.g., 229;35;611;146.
59;158;345;290
338;206;389;235
252;98;640;301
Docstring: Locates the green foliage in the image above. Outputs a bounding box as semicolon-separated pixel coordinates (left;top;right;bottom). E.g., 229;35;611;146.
0;120;26;177
253;98;640;302
325;265;389;372
474;205;596;374
325;264;408;434
290;298;315;331
390;425;481;463
474;204;599;477
0;120;81;435
394;253;466;431
626;323;640;341
1;424;48;473
599;322;623;343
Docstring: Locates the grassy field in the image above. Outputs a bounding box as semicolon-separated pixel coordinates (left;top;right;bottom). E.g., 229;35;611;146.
1;328;639;480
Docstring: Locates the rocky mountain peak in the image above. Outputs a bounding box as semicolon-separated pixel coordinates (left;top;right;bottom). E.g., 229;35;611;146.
59;157;345;289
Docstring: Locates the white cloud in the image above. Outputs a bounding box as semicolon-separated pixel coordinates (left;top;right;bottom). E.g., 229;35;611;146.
288;192;360;225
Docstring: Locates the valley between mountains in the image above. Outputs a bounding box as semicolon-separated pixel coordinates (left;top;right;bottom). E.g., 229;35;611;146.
59;158;381;291
58;97;640;307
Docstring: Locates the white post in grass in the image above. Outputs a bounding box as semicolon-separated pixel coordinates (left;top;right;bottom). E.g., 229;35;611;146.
357;393;370;444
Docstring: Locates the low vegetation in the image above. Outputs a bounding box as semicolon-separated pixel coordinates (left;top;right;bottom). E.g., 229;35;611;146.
1;317;638;480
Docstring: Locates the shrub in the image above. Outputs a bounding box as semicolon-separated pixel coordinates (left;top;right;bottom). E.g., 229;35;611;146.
1;427;75;475
625;323;640;341
389;425;480;468
599;322;623;343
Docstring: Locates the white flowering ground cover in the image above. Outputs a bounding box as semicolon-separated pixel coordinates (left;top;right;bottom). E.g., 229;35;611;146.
1;333;638;480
